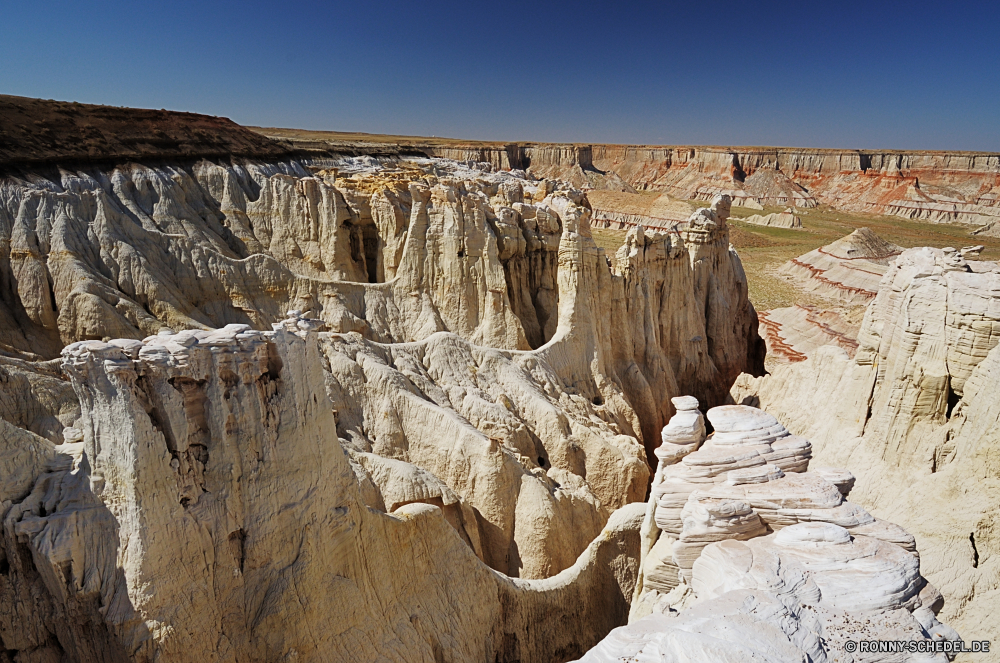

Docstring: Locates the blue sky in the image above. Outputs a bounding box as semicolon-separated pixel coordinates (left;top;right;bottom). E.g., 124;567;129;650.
2;0;998;150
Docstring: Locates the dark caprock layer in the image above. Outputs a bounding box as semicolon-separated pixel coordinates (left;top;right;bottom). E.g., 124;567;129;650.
0;94;293;170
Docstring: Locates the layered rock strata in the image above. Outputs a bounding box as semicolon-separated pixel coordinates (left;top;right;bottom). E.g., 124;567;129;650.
0;159;763;472
779;227;903;305
257;123;1000;225
652;405;812;537
0;159;766;660
590;401;956;663
733;245;1000;650
758;305;860;363
587;191;694;230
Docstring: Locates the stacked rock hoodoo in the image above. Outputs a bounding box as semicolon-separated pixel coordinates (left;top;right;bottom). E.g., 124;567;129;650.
652;405;811;535
584;400;959;662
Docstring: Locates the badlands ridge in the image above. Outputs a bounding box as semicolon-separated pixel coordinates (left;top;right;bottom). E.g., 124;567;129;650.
0;96;998;662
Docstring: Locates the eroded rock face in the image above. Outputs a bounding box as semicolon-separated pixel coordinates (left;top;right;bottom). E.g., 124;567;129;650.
0;159;766;661
588;401;956;663
0;325;651;662
759;305;860;364
733;246;1000;650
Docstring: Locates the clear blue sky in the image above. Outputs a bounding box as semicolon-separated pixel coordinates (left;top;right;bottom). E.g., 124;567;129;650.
2;0;998;150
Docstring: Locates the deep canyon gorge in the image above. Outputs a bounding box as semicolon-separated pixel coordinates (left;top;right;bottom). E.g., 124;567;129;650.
1;95;998;662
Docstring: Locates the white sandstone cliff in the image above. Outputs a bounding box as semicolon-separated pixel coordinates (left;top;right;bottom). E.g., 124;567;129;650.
734;245;1000;654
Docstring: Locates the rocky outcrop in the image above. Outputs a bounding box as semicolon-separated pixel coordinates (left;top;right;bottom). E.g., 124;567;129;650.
0;102;769;660
586;401;956;663
740;210;803;229
779;227;903;305
0;356;79;442
0;156;765;573
0;324;650;662
733;246;1000;651
758;305;859;363
0;150;767;661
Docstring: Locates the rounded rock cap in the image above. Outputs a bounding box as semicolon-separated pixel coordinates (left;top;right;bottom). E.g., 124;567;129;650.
775;522;851;547
671;395;700;411
707;405;779;433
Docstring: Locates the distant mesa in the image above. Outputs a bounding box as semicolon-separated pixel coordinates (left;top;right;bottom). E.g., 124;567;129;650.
0;94;291;169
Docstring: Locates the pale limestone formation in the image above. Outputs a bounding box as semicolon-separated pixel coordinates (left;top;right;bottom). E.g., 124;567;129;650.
780;227;903;305
0;161;762;437
589;402;957;663
733;246;1000;652
0;321;651;663
740;210;803;229
655;395;705;464
0;159;767;661
652;405;812;536
0;356;79;443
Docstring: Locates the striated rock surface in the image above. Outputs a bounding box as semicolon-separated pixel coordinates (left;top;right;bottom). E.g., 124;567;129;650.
265;128;1000;226
0;131;767;660
588;401;957;663
779;227;902;305
0;356;79;442
587;190;694;231
733;245;1000;651
759;305;860;363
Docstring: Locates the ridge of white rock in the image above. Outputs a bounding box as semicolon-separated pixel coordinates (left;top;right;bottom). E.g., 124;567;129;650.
733;245;1000;654
584;401;957;663
0;156;769;660
0;319;652;662
0;159;764;459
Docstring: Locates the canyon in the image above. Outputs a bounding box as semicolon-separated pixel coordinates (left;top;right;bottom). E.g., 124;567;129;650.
259;127;1000;228
1;95;998;662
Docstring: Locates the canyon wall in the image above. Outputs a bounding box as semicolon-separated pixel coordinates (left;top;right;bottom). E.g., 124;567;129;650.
0;145;765;660
733;246;1000;649
1;324;648;663
270;128;1000;226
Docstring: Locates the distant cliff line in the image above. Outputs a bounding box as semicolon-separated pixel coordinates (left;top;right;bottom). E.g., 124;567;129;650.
2;94;997;225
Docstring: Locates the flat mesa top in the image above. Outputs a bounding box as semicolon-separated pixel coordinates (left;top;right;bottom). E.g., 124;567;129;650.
0;94;289;169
